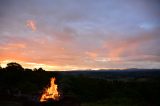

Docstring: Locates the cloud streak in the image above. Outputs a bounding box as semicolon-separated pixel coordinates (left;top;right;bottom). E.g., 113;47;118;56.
26;20;37;31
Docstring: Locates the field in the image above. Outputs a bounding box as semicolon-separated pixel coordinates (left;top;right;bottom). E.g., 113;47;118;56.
0;69;160;106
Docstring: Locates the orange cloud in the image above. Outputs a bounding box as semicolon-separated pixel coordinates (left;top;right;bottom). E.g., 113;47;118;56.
85;51;97;59
103;32;159;60
0;36;86;70
26;20;36;31
1;25;159;70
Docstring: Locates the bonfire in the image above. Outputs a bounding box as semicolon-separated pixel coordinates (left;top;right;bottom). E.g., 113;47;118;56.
40;77;60;102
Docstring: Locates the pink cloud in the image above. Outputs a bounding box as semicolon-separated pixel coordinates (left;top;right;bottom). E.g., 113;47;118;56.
26;20;37;31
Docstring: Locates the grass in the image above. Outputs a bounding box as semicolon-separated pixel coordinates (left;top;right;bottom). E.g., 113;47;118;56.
82;97;147;106
0;101;22;106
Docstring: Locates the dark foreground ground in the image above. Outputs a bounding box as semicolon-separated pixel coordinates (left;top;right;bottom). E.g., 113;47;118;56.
0;69;160;106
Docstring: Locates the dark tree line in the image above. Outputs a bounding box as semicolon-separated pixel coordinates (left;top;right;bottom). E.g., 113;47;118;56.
0;62;59;102
0;62;45;72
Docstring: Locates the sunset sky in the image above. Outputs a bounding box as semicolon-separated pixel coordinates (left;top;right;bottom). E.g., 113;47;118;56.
0;0;160;70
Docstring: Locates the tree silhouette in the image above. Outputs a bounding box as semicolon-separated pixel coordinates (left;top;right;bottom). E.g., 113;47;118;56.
37;67;45;72
33;67;45;71
24;68;32;72
33;68;38;71
0;64;2;71
6;62;24;71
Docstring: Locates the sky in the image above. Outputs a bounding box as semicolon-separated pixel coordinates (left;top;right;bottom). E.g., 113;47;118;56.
0;0;160;71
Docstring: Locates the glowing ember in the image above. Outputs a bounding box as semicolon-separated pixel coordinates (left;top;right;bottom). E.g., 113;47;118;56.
40;77;60;102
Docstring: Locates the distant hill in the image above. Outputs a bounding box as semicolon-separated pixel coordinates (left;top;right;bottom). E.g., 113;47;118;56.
59;69;160;79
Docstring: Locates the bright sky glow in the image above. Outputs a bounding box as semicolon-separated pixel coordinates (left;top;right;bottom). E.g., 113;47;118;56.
0;0;160;70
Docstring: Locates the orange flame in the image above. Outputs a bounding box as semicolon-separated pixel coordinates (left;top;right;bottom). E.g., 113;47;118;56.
40;77;60;102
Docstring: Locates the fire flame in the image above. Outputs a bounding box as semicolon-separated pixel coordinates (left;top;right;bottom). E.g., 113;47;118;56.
40;77;60;102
